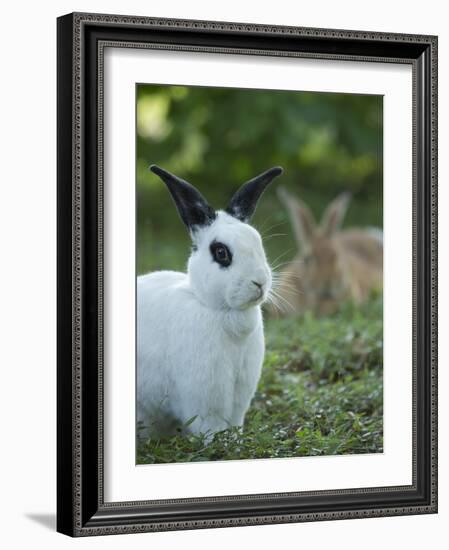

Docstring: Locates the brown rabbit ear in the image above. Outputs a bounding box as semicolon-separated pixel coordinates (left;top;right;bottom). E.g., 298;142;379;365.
277;187;316;252
320;192;352;237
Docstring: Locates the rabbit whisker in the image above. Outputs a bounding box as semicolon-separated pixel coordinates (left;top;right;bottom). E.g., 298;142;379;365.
263;233;288;241
271;270;301;278
271;263;293;272
272;271;303;283
269;288;295;312
271;273;297;286
272;281;298;294
270;248;295;270
256;213;280;235
265;300;281;317
265;293;283;314
273;276;304;294
271;247;294;264
271;261;300;273
259;220;288;237
272;285;299;298
271;281;298;293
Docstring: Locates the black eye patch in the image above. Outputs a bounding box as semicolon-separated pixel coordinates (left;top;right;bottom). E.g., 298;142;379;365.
210;241;232;268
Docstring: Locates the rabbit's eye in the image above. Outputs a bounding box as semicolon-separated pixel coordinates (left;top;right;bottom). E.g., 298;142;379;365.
210;241;232;267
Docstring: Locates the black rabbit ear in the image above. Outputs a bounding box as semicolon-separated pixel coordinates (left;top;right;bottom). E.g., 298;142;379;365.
226;167;283;222
150;165;216;231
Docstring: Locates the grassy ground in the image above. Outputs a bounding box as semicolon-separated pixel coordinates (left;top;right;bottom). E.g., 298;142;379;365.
136;294;383;464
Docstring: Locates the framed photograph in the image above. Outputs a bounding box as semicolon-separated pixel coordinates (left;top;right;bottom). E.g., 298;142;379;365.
57;12;438;536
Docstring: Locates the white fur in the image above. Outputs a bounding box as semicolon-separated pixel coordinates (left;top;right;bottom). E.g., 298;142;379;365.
137;211;272;439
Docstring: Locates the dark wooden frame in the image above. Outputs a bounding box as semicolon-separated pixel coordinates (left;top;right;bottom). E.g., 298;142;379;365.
57;12;438;537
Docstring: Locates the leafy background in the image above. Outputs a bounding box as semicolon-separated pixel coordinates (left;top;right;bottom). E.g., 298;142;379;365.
136;84;383;274
136;84;383;463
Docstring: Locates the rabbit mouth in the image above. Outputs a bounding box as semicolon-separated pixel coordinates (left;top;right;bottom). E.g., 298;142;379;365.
247;288;266;306
227;280;269;310
256;287;264;301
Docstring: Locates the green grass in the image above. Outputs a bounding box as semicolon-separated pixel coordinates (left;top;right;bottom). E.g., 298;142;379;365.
137;294;383;464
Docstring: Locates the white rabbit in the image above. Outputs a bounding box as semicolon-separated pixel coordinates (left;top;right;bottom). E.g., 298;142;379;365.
137;165;283;440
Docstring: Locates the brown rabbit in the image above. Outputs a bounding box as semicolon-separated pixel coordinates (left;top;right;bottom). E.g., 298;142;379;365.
269;188;383;317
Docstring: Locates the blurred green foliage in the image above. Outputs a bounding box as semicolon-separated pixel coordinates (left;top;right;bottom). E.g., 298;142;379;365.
136;84;383;274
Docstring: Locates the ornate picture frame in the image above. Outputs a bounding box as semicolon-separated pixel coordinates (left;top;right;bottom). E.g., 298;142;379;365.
57;12;437;536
